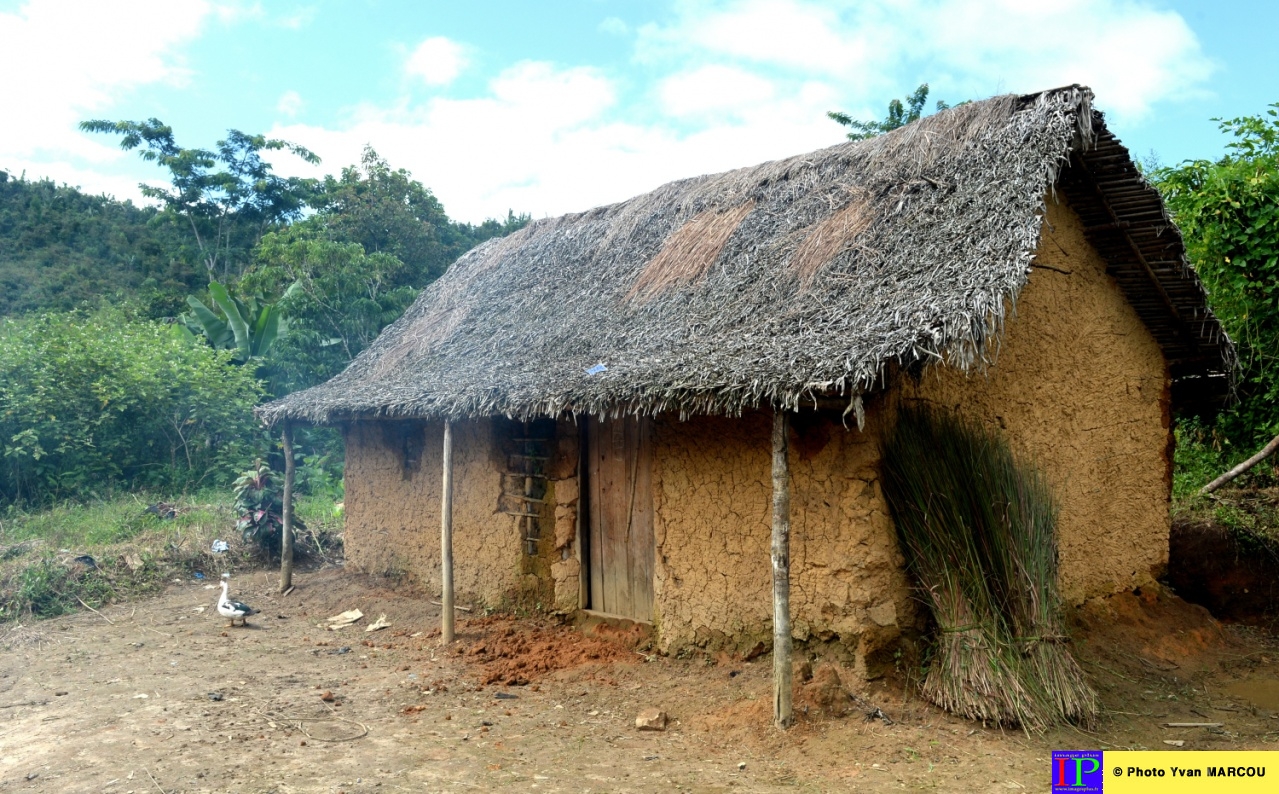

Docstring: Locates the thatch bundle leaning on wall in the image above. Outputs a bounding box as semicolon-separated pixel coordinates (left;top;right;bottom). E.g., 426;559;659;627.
882;406;1097;730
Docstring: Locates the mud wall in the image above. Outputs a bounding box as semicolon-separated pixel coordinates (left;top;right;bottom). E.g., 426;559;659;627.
343;419;525;606
900;196;1171;602
650;195;1170;659
652;407;910;672
547;417;584;613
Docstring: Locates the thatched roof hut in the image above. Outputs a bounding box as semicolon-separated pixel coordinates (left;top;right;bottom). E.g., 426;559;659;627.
259;85;1231;428
256;88;1235;716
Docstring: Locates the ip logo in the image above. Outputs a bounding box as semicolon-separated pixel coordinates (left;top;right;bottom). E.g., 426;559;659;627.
1052;750;1103;792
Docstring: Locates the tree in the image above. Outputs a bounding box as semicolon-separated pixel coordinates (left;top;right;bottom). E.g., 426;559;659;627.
829;83;954;140
309;147;453;284
1154;105;1279;490
242;228;416;394
308;147;530;286
79;119;321;280
178;281;297;365
1155;106;1279;437
240;149;530;394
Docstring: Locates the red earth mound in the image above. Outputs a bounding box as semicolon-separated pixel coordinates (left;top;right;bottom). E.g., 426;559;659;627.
462;617;637;686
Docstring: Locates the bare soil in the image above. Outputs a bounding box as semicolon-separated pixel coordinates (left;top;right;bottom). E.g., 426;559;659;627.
1170;514;1279;626
1;568;1277;793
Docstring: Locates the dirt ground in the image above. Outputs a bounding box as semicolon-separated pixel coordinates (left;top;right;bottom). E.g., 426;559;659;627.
1;567;1277;794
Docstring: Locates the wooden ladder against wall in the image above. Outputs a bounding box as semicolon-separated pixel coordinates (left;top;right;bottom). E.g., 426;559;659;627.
501;420;554;555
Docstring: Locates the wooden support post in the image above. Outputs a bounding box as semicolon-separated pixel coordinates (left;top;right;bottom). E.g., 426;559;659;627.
280;423;295;593
771;409;793;729
441;420;456;644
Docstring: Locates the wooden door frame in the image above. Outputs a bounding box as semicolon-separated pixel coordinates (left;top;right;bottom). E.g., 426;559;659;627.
576;414;591;610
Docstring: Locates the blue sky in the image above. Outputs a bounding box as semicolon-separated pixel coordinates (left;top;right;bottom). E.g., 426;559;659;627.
1;0;1276;223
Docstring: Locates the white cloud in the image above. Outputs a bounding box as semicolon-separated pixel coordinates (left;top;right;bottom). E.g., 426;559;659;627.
917;0;1214;120
659;65;777;118
599;16;629;36
639;0;1213;123
0;0;211;167
638;0;876;77
3;0;1212;227
277;90;304;118
405;36;469;87
269;60;843;223
277;5;316;29
263;0;1210;225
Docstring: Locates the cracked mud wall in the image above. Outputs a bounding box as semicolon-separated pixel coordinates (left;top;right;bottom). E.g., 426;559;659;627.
343;419;523;606
900;195;1171;603
651;406;911;671
547;417;583;613
650;194;1169;661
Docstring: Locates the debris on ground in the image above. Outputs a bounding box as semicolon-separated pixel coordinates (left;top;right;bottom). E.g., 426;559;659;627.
326;609;364;629
635;707;668;731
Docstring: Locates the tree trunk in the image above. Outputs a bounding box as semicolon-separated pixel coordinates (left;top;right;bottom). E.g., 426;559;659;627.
280;423;295;593
771;410;793;729
441;420;456;644
1200;433;1279;495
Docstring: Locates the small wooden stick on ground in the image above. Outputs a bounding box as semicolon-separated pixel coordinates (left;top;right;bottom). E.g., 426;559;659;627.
144;767;168;794
75;596;114;625
430;601;472;612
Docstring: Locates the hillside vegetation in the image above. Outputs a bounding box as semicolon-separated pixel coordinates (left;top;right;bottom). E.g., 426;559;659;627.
1;135;526;513
0;173;198;317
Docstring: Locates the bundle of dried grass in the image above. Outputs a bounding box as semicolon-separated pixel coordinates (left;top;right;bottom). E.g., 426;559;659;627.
884;405;1096;730
986;449;1099;726
958;419;1098;727
881;406;1040;728
628;201;755;300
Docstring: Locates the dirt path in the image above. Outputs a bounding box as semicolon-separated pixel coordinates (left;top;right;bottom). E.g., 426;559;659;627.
0;568;1276;793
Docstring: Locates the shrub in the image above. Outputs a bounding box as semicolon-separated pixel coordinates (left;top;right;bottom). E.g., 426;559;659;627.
1155;106;1279;453
233;460;284;553
0;309;267;504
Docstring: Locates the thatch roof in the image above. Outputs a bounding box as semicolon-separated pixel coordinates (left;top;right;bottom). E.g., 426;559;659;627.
259;86;1233;427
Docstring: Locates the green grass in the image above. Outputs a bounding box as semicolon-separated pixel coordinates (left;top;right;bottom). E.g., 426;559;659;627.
0;485;344;621
0;491;225;549
1171;421;1279;563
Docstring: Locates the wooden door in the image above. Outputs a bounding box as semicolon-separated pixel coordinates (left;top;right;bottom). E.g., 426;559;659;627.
587;416;654;621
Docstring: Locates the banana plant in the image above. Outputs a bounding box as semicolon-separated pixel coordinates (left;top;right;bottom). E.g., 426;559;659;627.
178;281;300;364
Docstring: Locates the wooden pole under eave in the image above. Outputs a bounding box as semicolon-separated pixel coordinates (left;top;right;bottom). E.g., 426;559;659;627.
441;420;456;644
280;423;296;593
771;409;793;729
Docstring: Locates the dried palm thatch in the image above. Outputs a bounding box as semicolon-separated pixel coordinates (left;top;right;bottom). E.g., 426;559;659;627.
258;86;1232;427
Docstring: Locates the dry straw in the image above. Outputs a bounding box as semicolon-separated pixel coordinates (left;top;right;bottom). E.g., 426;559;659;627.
258;86;1229;428
883;405;1098;730
789;193;872;284
629;201;756;300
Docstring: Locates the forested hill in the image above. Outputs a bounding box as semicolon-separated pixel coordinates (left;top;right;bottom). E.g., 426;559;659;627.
0;171;203;317
0;163;528;320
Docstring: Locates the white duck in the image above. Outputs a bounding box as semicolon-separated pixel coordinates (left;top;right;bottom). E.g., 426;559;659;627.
217;575;257;627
